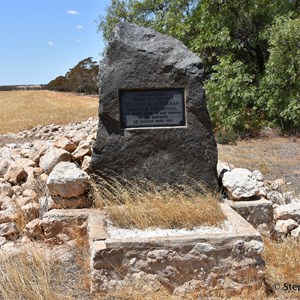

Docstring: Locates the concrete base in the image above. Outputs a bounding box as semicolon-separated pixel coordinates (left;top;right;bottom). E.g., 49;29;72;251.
225;198;273;228
89;204;265;295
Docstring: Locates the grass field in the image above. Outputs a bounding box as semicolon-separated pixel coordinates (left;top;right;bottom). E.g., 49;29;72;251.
0;90;98;134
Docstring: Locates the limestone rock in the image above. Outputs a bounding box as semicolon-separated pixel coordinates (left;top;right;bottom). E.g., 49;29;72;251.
267;191;298;205
0;237;7;247
81;155;91;172
54;137;77;152
39;173;48;182
50;195;90;209
11;185;23;196
72;140;92;161
16;195;35;207
68;131;88;145
274;202;300;223
47;162;89;198
4;164;28;185
217;161;234;178
222;168;267;200
17;189;38;207
225;198;273;227
19;158;37;168
91;22;218;189
21;167;36;190
0;210;16;224
41;209;88;241
0;158;13;177
20;144;41;163
24;219;42;240
22;189;38;201
291;226;300;238
274;219;298;235
33;167;44;176
0;196;13;211
0;179;12;197
21;203;40;222
40;147;71;174
252;170;264;181
0;222;18;238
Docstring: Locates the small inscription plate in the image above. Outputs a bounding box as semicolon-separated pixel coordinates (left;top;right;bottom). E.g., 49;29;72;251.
119;88;185;128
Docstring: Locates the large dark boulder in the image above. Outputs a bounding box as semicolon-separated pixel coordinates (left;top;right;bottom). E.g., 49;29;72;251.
91;22;218;189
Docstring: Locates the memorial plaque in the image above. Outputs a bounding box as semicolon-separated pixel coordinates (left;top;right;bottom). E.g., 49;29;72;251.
119;88;185;129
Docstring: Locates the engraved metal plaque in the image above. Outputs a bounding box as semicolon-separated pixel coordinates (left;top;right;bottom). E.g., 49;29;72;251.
119;88;185;129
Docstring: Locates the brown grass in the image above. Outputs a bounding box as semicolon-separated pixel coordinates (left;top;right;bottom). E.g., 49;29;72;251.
0;248;73;300
91;176;225;230
98;277;266;300
0;90;98;134
218;137;300;194
262;237;300;298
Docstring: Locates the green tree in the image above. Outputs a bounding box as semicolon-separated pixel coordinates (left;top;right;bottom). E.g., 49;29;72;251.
65;57;99;94
99;0;198;45
45;57;99;94
99;0;300;133
259;16;300;131
99;0;296;75
205;55;259;133
46;76;68;92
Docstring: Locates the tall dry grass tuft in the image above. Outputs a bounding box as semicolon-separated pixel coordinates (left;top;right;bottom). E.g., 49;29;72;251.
91;176;225;229
262;237;300;298
0;248;73;300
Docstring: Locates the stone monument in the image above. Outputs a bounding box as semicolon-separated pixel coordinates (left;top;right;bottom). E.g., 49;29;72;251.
91;22;218;189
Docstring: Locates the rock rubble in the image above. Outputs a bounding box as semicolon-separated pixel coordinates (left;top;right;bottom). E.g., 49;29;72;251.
219;161;300;239
0;118;97;244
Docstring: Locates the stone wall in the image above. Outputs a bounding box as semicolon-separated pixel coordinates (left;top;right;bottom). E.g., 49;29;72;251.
90;204;265;295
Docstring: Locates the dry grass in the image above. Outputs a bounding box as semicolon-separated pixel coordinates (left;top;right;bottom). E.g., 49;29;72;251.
98;279;182;300
0;248;73;300
262;237;300;298
218;137;300;194
98;277;266;300
73;223;91;292
0;90;98;134
91;176;225;230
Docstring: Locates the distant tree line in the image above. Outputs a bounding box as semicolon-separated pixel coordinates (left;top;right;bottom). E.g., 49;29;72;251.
0;85;43;91
99;0;300;135
45;57;99;95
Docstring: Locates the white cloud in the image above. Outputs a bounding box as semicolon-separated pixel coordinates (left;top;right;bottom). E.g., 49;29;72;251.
76;39;84;43
76;25;83;29
48;41;54;46
67;10;79;15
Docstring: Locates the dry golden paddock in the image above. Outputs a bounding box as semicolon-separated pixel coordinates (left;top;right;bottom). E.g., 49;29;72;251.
0;90;98;135
0;90;300;299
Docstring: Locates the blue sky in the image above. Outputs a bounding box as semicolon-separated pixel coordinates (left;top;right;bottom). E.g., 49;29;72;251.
0;0;111;85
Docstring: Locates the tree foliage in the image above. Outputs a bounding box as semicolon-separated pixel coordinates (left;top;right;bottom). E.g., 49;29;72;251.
99;0;198;45
46;57;99;95
259;16;300;131
205;56;259;133
99;0;300;133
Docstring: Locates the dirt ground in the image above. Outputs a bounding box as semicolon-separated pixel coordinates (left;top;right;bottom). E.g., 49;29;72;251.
218;137;300;195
